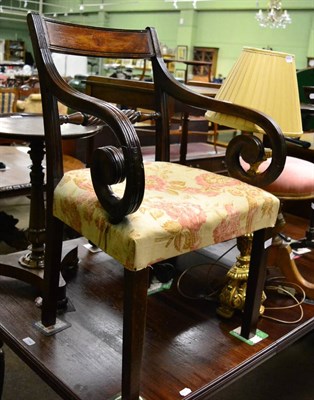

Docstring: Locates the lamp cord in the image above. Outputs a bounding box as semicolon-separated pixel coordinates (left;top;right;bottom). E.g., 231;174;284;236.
262;276;306;324
177;252;306;325
176;243;236;301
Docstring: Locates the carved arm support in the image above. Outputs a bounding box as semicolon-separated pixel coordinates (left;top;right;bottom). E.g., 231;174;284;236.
151;54;287;188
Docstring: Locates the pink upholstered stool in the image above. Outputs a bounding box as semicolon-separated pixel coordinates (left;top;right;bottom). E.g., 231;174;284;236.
242;155;314;298
261;156;314;200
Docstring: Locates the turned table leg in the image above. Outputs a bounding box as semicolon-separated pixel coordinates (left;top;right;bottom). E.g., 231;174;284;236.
19;138;46;269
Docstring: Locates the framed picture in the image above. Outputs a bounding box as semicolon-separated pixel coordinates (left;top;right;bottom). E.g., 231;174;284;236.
175;69;186;81
176;45;188;61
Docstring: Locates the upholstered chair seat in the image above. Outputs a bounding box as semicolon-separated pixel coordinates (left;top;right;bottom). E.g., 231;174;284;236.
54;162;279;271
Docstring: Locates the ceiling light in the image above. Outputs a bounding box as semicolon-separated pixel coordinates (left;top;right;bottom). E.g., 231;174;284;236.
256;0;291;29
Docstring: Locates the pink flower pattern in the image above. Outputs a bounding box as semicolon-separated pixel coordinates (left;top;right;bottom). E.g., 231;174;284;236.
153;201;207;251
53;162;279;270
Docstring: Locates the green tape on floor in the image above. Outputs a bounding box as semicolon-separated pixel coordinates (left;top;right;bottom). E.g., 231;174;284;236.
230;327;268;345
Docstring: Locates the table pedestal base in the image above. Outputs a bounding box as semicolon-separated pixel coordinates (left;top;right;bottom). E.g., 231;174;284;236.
0;242;79;300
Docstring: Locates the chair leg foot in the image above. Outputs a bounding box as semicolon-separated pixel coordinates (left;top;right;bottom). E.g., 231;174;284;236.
109;394;146;400
34;318;71;336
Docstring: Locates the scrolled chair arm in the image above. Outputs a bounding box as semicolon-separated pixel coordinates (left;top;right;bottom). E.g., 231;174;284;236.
51;88;145;223
58;107;159;223
152;60;287;188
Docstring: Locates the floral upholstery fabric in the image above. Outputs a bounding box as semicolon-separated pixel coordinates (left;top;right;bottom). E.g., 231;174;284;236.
54;161;280;271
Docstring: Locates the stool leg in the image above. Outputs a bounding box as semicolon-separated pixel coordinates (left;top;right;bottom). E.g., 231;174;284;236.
267;206;314;300
268;242;314;299
290;201;314;250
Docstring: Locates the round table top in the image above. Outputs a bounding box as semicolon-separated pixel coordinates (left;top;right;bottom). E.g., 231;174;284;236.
0;113;101;140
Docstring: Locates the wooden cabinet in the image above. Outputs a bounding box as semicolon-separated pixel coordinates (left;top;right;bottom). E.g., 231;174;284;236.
193;47;219;80
5;40;25;62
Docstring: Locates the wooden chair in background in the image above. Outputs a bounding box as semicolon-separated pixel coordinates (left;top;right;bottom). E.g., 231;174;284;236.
85;76;227;174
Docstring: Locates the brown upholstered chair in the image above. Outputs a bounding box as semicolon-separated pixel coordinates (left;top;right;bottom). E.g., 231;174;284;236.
0;88;20;146
28;13;285;400
0;87;18;114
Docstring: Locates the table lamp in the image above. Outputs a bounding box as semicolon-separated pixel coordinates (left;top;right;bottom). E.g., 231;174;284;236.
205;47;303;138
205;47;307;319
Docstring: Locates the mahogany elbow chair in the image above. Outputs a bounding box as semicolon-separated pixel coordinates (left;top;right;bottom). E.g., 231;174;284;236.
28;13;286;400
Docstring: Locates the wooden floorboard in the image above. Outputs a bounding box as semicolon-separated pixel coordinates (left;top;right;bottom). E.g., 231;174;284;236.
0;214;313;400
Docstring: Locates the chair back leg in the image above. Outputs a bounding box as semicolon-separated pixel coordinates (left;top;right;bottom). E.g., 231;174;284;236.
241;228;269;339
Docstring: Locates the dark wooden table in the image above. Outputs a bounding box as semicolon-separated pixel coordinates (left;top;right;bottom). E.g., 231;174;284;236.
0;145;32;198
0;224;314;400
0;114;100;278
286;131;314;162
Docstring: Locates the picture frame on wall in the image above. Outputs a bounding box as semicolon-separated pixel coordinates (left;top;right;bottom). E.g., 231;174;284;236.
175;69;186;80
176;45;188;61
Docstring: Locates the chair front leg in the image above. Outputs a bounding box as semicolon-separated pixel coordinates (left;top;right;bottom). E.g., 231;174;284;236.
241;228;269;339
121;268;149;400
41;216;64;327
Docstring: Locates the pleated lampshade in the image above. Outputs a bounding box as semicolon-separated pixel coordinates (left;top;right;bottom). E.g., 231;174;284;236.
205;47;303;138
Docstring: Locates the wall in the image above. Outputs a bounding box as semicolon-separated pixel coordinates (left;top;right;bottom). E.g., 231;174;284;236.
0;1;313;77
107;11;180;52
98;8;314;77
194;10;313;76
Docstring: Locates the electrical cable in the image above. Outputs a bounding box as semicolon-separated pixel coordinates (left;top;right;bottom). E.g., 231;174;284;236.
176;243;237;301
176;244;306;324
262;278;306;324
